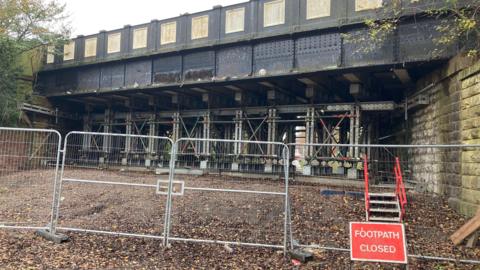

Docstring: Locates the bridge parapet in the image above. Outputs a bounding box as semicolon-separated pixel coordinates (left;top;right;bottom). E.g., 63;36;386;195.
42;0;464;69
38;0;467;97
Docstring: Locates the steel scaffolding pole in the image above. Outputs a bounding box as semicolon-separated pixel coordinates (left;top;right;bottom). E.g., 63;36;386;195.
82;111;92;151
172;113;181;142
102;108;112;154
202;112;211;156
305;107;315;159
234;110;243;155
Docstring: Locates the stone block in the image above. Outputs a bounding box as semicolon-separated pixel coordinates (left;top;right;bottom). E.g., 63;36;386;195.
461;188;480;204
462;163;480;176
445;185;462;198
461;176;480;190
449;197;479;218
461;74;480;89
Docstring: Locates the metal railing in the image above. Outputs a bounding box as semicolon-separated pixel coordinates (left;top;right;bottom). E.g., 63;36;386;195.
163;138;291;253
288;142;480;265
1;129;480;266
51;131;174;242
394;157;407;220
0;127;62;231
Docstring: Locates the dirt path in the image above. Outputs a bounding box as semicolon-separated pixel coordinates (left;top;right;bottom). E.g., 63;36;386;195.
0;170;478;269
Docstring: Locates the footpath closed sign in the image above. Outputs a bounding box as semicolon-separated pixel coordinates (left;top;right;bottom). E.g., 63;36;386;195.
350;222;408;264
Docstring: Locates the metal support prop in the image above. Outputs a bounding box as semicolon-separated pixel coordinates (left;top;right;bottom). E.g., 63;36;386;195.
266;109;278;173
305;108;315;159
146;113;158;167
82;111;92;151
147;114;157;155
125;112;132;154
349;107;355;158
102;108;112;153
353;105;361;158
267;108;278;156
234;110;243;155
202;112;211;156
172;112;180;142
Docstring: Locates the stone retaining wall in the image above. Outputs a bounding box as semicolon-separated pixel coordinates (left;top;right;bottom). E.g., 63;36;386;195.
410;55;480;217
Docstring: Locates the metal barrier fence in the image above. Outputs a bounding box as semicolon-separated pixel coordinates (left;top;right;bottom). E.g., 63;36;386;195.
0;127;61;231
164;138;291;252
52;131;174;242
288;143;480;265
1;128;480;266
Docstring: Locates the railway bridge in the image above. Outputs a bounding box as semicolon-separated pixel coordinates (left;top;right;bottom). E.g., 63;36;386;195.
34;0;471;181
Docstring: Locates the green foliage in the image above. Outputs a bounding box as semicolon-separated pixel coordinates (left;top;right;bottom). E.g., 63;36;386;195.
0;37;21;125
344;0;480;58
0;0;69;126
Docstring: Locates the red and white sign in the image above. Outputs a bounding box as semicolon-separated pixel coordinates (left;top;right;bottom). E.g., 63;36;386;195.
350;222;408;264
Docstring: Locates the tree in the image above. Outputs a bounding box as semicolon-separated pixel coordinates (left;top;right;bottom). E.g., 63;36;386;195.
345;0;480;57
0;0;69;126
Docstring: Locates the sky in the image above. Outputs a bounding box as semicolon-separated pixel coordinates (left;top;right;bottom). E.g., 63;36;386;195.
60;0;246;37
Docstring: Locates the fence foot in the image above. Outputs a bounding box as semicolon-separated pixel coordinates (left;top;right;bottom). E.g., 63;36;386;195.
36;229;69;244
289;249;313;263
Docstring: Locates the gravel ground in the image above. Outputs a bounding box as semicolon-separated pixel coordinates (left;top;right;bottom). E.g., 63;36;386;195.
0;169;479;269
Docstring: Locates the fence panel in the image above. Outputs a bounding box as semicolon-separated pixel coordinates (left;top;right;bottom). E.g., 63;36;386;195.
0;127;61;230
52;132;173;242
288;143;480;266
164;138;291;252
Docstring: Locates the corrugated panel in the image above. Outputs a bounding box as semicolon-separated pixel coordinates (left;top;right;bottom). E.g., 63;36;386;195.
398;19;457;62
254;39;293;75
125;60;152;87
100;64;125;89
343;28;395;67
153;55;182;84
216;46;252;79
295;33;340;71
183;51;215;81
78;67;100;90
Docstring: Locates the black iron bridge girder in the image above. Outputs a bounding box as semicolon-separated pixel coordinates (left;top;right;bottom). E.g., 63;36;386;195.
38;9;461;98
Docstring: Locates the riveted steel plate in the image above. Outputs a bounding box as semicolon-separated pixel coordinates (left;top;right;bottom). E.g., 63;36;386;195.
78;67;100;90
254;39;294;75
216;45;252;79
153;55;182;85
296;33;341;71
343;27;395;67
125;60;152;87
183;51;215;82
101;63;125;89
398;19;457;62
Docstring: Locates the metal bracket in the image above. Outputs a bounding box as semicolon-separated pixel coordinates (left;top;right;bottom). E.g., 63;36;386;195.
156;180;185;196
